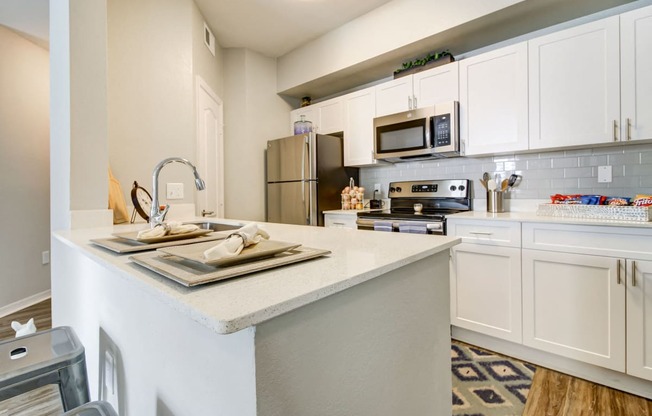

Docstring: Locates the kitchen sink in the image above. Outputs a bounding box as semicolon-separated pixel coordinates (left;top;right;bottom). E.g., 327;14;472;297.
184;221;244;232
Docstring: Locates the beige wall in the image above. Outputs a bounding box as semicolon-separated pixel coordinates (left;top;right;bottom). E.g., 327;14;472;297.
224;49;294;221
277;0;523;94
107;0;223;214
0;25;50;308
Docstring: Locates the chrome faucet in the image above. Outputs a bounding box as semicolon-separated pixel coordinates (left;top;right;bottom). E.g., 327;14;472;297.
150;157;206;227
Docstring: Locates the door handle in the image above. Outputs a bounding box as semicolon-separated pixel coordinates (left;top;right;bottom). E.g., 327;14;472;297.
627;118;632;141
616;259;621;285
408;96;413;110
632;260;637;287
613;120;618;141
413;95;417;109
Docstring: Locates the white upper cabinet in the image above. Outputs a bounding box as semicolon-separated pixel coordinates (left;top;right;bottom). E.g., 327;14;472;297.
413;61;459;108
621;5;652;142
290;98;343;136
375;76;414;117
459;42;529;156
342;86;380;167
375;62;459;117
529;16;620;149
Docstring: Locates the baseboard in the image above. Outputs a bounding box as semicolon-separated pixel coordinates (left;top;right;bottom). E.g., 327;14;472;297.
0;290;51;318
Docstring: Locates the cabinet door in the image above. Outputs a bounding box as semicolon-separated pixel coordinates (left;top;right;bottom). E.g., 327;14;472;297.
290;106;319;135
621;5;652;142
450;244;522;343
522;249;625;371
375;77;413;117
459;42;528;155
529;16;620;149
627;259;652;381
319;99;344;135
342;87;378;166
413;61;459;107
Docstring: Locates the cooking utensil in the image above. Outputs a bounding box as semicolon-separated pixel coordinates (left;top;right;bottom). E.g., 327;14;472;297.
483;172;490;183
487;179;497;191
501;179;509;191
507;174;521;189
479;178;488;190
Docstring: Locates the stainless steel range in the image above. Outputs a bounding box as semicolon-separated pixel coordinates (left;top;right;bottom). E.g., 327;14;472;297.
356;179;472;235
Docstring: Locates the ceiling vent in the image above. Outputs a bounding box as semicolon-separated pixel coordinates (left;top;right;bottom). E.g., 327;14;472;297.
204;22;215;56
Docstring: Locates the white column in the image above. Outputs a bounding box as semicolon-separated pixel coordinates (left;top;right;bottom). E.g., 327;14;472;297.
50;0;111;231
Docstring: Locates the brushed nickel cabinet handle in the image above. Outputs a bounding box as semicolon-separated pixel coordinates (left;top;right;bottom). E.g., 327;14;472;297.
627;118;632;141
632;260;637;287
408;96;413;109
413;95;418;109
468;231;493;235
617;259;621;285
613;120;618;141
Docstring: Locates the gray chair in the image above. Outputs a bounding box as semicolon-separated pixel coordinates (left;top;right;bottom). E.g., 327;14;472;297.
0;326;90;411
63;400;118;416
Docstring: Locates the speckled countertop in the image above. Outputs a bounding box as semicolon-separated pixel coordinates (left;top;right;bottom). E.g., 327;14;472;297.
53;219;459;334
449;210;652;228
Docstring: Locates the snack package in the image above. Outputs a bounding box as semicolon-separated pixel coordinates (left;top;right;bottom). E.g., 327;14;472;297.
604;197;631;206
580;195;606;205
632;195;652;207
550;194;582;204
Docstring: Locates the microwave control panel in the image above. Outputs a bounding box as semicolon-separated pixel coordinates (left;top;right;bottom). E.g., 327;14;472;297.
433;114;451;147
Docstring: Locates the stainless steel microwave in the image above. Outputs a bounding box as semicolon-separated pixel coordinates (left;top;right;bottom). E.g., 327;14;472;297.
373;101;459;162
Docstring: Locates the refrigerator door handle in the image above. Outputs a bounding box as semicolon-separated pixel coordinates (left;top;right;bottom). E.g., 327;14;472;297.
303;136;310;225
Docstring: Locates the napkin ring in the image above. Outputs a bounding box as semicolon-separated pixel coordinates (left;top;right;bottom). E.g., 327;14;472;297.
227;232;247;242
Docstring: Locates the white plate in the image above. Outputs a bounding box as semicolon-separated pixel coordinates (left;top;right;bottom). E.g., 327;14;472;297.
157;239;301;267
112;229;213;244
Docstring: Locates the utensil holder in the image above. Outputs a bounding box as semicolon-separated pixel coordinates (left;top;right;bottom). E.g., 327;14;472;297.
487;191;505;213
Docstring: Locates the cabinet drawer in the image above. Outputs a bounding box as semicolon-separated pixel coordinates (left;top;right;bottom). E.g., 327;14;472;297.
448;220;521;247
523;223;652;259
324;214;357;229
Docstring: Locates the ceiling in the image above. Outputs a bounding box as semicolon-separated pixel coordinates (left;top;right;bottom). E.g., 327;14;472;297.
0;0;394;57
193;0;395;57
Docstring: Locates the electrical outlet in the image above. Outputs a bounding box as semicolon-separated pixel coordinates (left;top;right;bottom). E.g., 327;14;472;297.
42;251;50;265
598;165;612;183
166;183;184;199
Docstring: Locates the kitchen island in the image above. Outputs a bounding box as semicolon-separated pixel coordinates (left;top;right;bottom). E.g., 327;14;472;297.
51;219;459;415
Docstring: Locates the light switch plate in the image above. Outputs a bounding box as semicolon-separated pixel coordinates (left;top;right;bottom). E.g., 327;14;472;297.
597;165;612;183
166;183;184;199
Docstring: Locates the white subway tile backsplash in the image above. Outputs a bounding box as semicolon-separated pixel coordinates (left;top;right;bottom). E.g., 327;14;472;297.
359;143;652;201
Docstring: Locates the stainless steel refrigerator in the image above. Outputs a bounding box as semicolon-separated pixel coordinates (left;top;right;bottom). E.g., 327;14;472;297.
266;133;358;226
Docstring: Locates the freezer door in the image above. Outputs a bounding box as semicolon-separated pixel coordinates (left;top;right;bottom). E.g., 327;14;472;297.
267;181;314;225
266;134;312;182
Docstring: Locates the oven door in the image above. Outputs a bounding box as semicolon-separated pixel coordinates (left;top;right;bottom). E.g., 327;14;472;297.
373;107;434;161
356;217;445;235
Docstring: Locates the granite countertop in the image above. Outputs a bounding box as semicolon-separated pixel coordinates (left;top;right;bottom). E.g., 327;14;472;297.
53;218;460;334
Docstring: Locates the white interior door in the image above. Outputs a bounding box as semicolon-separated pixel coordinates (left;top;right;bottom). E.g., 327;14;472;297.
196;76;224;218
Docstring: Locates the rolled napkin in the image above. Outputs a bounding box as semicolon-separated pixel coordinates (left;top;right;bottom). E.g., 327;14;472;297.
167;221;199;235
203;223;270;261
137;224;167;240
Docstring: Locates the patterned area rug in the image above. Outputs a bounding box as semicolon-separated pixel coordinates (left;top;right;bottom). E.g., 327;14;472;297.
452;341;536;416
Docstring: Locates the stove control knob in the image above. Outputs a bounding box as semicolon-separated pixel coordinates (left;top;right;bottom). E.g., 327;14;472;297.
389;187;396;193
449;185;457;191
459;185;465;191
395;187;402;193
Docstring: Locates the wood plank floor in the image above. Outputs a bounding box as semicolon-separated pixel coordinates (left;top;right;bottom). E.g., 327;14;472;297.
523;366;652;416
3;299;652;415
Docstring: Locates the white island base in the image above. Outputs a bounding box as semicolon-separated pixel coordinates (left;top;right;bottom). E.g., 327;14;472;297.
52;223;454;415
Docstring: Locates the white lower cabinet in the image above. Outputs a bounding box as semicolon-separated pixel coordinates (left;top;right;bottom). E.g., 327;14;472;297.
522;249;626;371
323;213;357;229
448;219;522;343
627;259;652;381
451;243;522;342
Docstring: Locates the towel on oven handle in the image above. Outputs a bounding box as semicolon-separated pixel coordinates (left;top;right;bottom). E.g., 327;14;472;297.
398;221;427;234
373;221;393;232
